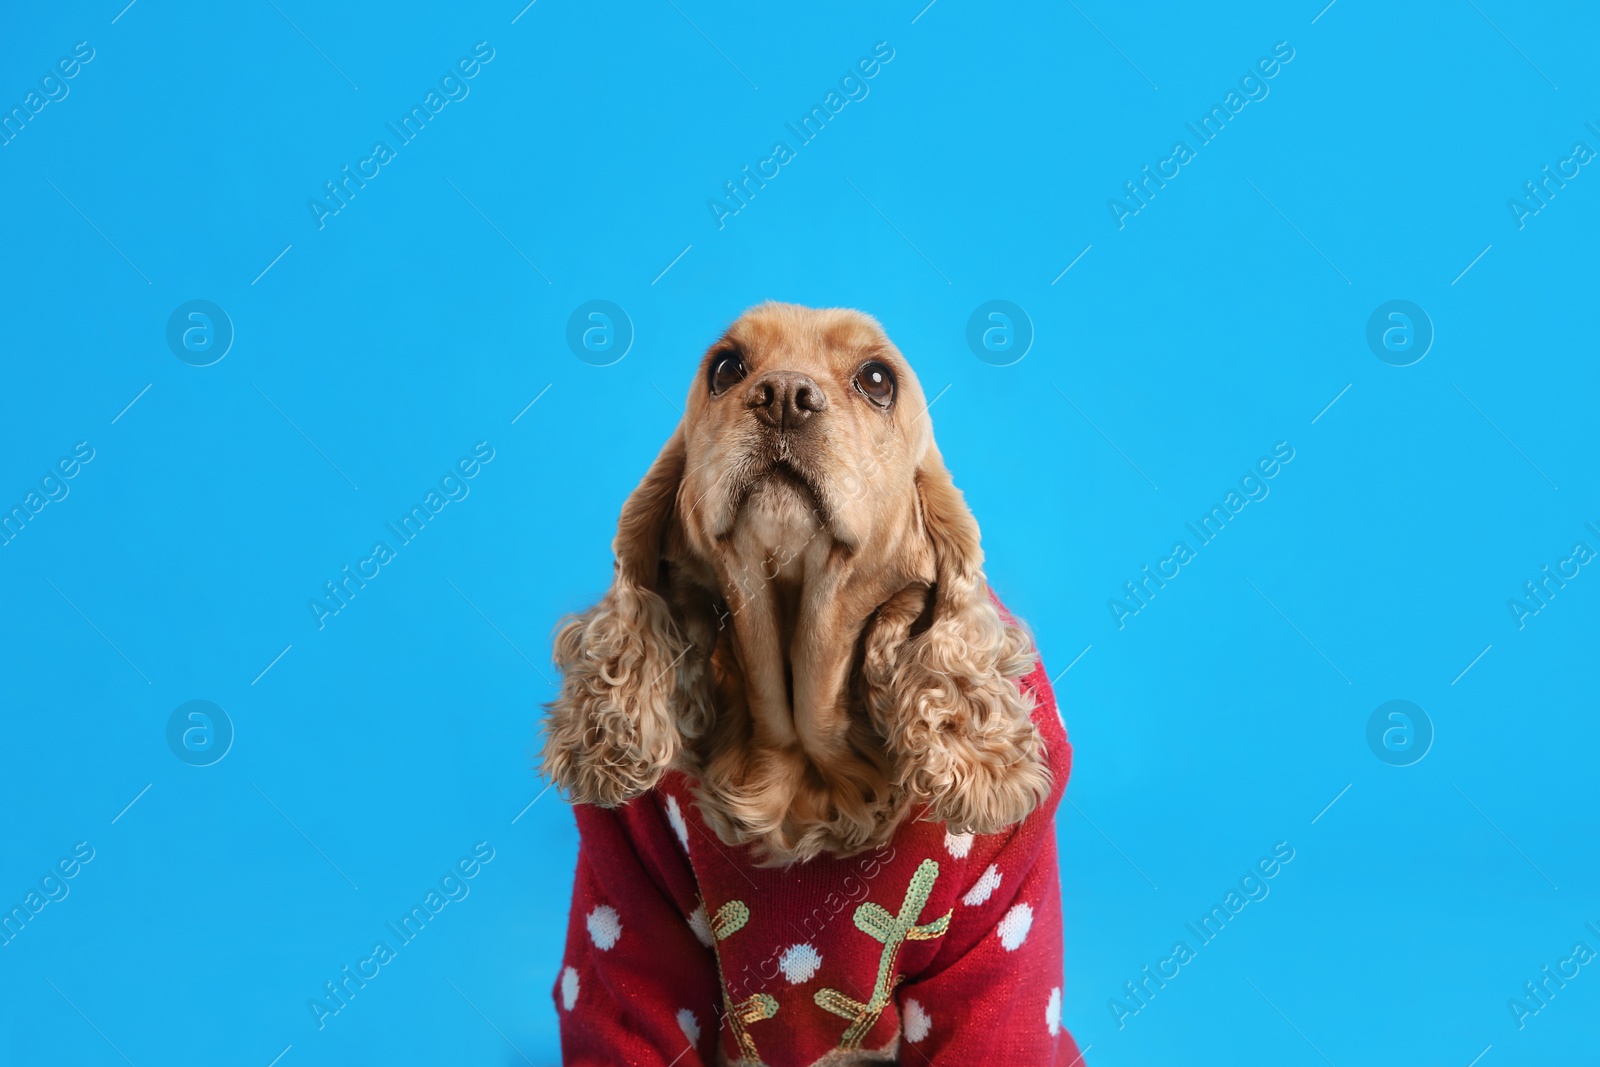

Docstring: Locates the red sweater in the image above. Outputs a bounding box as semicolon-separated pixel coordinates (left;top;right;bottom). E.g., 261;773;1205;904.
553;658;1081;1066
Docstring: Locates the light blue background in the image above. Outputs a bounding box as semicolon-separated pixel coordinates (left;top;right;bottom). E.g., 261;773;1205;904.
2;1;1596;1064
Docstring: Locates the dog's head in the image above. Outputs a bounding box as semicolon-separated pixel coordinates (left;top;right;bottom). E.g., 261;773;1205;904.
542;303;1049;864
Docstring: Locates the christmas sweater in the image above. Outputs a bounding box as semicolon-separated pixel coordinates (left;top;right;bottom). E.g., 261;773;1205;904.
551;657;1081;1066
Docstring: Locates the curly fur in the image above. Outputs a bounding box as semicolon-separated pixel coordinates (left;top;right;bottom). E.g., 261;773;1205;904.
864;596;1047;834
693;705;899;865
541;432;714;806
543;585;699;806
861;466;1050;837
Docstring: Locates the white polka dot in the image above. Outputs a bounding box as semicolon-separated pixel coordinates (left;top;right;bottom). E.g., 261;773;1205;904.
677;1008;700;1043
687;905;713;947
560;965;579;1010
586;905;622;950
1045;986;1061;1036
903;997;931;1042
962;864;1002;906
997;902;1034;951
778;943;822;984
944;830;974;858
665;795;690;852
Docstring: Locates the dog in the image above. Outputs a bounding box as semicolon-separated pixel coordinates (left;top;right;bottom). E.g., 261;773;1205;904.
542;303;1080;1065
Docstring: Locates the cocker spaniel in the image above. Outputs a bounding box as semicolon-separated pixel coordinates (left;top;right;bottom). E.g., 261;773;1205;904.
541;303;1078;1066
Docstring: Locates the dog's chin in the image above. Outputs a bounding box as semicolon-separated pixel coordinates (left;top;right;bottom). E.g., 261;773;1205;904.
759;461;819;507
727;459;830;534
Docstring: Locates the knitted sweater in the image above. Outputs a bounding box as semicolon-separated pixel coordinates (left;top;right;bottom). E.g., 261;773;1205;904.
552;658;1081;1066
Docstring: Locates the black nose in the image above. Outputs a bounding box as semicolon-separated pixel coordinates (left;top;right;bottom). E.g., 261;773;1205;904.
747;372;827;430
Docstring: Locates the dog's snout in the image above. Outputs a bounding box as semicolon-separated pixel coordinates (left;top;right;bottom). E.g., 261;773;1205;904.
747;371;827;430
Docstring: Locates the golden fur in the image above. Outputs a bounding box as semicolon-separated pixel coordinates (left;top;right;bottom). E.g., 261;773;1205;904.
541;303;1049;865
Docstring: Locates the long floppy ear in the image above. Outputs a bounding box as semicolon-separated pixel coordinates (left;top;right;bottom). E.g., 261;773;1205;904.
863;446;1050;835
541;429;708;806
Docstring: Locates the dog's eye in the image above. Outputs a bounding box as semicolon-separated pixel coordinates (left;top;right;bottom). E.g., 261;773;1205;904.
853;361;895;407
709;351;746;395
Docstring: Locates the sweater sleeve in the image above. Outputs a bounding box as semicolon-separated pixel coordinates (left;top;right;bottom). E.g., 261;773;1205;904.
554;798;722;1066
893;662;1084;1065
